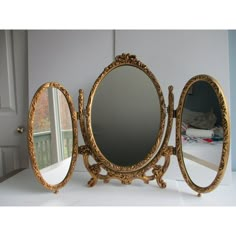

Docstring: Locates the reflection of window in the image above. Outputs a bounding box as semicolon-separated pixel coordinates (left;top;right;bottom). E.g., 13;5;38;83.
58;91;73;159
33;88;73;170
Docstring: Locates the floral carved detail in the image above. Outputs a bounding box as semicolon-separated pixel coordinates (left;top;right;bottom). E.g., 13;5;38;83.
89;164;101;175
78;89;88;144
78;145;91;155
85;53;166;173
152;165;167;188
78;55;175;187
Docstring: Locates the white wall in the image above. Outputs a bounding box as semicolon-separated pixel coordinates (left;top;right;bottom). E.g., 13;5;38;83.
115;30;230;106
28;30;114;171
229;30;236;171
115;30;231;183
28;30;231;183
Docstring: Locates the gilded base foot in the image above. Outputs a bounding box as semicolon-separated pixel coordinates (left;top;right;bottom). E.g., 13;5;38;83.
152;165;167;189
88;178;97;187
157;179;167;189
142;176;149;184
104;178;110;183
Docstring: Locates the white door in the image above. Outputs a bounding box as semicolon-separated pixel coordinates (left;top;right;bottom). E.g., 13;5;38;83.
0;30;29;179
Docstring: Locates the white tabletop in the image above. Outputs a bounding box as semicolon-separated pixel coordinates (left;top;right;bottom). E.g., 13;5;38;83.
0;169;236;206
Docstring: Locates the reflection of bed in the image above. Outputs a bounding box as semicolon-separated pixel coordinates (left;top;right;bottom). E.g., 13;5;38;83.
183;141;222;171
181;121;223;186
182;140;223;186
182;107;223;170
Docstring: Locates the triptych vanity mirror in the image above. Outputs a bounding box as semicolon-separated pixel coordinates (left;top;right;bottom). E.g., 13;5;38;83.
28;53;230;196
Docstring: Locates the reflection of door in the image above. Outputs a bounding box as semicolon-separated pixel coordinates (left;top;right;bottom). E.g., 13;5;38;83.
0;30;29;179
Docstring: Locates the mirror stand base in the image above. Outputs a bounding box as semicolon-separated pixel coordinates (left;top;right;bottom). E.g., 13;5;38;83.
88;178;98;187
152;165;167;189
79;145;171;188
78;85;174;189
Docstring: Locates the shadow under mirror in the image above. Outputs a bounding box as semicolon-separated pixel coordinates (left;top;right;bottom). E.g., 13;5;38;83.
181;80;223;187
33;87;73;185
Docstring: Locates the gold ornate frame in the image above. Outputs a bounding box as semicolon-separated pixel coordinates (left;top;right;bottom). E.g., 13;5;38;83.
176;74;230;195
27;60;230;195
79;53;174;187
28;82;78;193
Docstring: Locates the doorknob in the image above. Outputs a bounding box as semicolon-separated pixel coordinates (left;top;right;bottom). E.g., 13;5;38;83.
17;127;24;134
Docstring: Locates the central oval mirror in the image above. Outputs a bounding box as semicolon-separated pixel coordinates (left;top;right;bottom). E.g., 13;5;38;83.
28;83;78;192
86;57;166;172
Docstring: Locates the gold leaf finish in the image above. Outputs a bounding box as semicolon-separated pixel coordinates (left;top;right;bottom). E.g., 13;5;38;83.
79;53;174;187
78;89;88;144
28;82;78;193
176;75;230;194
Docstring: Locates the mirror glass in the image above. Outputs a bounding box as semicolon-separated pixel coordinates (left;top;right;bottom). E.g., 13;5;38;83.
91;65;161;166
33;87;73;185
181;81;223;187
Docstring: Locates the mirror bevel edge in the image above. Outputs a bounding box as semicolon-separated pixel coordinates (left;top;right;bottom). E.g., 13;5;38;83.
176;74;230;194
85;53;166;173
28;82;78;193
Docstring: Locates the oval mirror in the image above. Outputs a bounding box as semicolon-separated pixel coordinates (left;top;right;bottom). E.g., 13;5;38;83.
28;82;78;193
176;75;230;194
86;55;166;173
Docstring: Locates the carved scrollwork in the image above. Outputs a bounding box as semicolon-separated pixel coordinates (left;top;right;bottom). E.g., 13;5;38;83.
89;164;101;176
85;53;166;174
152;165;167;188
176;74;230;194
78;56;175;187
81;150;172;187
161;146;173;157
78;145;91;155
78;89;89;144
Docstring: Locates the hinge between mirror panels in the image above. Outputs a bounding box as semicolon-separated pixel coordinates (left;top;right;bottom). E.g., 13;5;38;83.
173;109;177;118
